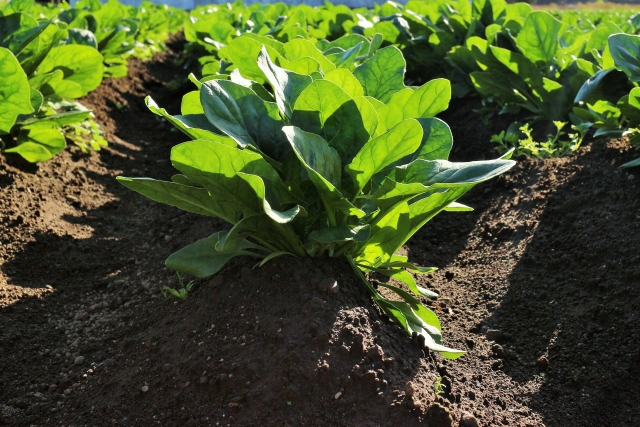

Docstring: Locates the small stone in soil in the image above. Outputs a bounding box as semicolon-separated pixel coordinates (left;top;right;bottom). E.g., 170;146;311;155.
536;355;549;369
73;356;84;365
318;278;337;293
404;382;415;398
334;392;342;400
459;412;480;427
141;386;149;392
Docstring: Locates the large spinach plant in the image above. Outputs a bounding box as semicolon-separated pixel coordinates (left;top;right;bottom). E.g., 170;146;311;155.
119;42;514;359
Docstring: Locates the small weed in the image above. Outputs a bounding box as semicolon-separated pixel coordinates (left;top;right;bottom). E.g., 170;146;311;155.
491;121;583;158
433;375;445;396
160;272;195;300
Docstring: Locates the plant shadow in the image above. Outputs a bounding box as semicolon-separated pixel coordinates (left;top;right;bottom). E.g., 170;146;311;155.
479;139;640;426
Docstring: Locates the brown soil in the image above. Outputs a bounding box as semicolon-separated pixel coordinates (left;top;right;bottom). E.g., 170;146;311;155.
1;38;640;427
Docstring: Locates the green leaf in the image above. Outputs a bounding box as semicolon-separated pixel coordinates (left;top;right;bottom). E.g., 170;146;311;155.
392;158;516;188
283;126;364;219
181;91;204;115
283;39;336;73
291;79;370;162
376;78;451;134
515;11;562;66
620;157;640;169
608;33;640;83
4;141;52;162
384;261;437;274
19;110;91;129
283;57;321;75
353;46;406;103
347;119;423;192
227;35;286;83
0;47;33;133
282;126;341;188
5;127;66;162
5;0;33;13
255;251;296;268
66;28;98;49
237;172;302;224
199;80;289;159
0;12;37;52
411;118;453;162
356;201;411;265
371;178;430;212
146;96;233;145
116;177;239;222
36;45;104;98
308;224;370;243
257;46;312;119
166;231;262;278
376;299;465;359
443;201;474;212
170;139;294;218
352;96;379;138
323;68;364;98
378;270;438;299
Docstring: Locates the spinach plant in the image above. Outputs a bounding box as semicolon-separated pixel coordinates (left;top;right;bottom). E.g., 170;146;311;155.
119;42;514;359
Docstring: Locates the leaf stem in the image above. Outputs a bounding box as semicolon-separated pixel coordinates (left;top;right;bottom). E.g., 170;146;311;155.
322;198;337;227
345;253;380;299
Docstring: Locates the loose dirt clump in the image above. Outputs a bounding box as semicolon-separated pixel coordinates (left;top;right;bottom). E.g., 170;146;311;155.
1;37;639;427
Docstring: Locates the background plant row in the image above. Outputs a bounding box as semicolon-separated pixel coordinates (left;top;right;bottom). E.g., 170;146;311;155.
0;0;186;162
182;0;640;164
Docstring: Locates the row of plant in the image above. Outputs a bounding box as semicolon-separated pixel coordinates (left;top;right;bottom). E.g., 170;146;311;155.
32;0;185;77
0;0;185;162
182;0;640;164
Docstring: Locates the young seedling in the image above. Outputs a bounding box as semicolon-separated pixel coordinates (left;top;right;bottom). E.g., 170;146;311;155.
161;273;195;301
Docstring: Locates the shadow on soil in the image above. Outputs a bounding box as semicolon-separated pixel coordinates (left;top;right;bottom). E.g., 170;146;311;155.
482;141;640;426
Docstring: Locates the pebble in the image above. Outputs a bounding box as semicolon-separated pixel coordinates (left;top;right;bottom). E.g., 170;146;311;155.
404;382;415;398
318;278;337;293
536;355;549;369
141;385;149;393
459;412;480;427
334;391;342;400
73;356;84;365
628;174;635;181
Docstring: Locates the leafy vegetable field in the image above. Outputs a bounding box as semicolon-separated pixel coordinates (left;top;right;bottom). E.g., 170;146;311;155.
1;0;639;426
